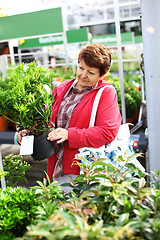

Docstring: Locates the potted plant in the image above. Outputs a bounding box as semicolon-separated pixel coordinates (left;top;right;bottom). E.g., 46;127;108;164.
0;61;54;161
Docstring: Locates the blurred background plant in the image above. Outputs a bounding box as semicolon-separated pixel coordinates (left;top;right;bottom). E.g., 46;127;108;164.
107;72;142;119
2;154;31;186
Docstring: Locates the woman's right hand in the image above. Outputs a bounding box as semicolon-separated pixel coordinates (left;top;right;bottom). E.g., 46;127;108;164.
17;130;27;145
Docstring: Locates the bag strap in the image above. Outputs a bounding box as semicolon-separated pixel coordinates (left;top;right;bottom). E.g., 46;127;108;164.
89;86;107;128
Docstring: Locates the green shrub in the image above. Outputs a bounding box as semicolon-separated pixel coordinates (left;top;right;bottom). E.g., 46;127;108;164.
0;173;66;239
31;174;65;220
0;187;40;239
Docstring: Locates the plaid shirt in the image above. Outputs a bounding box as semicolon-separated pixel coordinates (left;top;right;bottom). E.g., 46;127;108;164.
53;79;97;177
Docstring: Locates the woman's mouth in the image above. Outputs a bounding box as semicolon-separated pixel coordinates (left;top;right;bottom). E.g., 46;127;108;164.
80;79;88;83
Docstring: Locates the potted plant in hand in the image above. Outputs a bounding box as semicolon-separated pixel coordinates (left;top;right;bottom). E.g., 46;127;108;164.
0;61;54;161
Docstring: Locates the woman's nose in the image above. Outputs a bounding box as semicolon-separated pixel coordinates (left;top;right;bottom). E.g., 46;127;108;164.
81;70;87;78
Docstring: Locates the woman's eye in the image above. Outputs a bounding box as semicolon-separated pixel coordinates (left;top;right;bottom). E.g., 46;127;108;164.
89;71;94;75
79;66;83;70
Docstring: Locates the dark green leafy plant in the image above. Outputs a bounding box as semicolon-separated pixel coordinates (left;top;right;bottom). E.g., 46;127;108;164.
2;154;31;186
0;187;40;239
0;174;66;239
70;156;160;239
0;61;54;135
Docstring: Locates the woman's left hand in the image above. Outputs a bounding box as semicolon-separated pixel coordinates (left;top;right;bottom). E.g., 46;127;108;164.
47;128;68;144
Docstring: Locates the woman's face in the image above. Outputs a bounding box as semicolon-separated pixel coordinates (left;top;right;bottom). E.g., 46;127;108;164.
76;59;102;90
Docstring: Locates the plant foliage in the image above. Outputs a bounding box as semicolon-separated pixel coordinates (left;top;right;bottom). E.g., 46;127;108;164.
0;61;54;135
0;187;39;239
15;154;160;240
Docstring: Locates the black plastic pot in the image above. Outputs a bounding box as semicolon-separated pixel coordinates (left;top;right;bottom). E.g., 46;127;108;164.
31;131;54;161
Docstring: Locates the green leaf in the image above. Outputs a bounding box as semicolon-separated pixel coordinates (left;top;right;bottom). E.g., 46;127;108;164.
116;213;129;226
74;214;85;230
138;177;146;189
133;209;140;216
101;179;113;187
126;185;137;194
59;211;76;229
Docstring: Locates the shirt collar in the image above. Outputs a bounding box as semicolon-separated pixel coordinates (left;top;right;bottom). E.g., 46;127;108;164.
71;78;98;92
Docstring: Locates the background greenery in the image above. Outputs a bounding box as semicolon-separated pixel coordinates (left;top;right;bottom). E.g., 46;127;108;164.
2;154;31;186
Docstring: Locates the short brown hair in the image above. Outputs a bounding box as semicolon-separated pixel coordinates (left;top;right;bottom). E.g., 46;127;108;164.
78;43;111;77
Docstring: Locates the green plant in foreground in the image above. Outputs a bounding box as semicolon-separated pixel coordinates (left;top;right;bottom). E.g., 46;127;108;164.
2;154;31;186
0;187;40;239
71;156;160;239
17;154;160;240
30;172;65;221
31;172;64;202
0;173;66;240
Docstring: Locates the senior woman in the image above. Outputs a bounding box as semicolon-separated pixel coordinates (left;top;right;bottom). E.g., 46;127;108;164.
46;43;121;186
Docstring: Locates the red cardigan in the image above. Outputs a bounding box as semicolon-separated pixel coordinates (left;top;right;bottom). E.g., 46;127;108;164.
47;79;121;180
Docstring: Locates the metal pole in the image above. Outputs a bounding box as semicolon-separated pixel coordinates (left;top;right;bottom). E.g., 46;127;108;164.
42;46;48;68
0;148;6;190
141;0;160;174
8;40;15;66
0;55;6;80
18;48;22;65
61;6;69;67
114;0;126;123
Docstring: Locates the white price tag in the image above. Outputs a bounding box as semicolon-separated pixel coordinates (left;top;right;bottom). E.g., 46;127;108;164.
20;135;34;155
